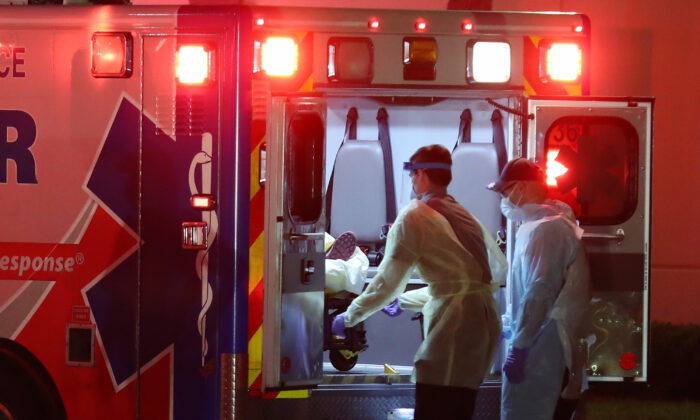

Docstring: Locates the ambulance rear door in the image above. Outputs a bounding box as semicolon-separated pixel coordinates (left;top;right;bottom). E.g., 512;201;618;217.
262;96;326;391
527;97;652;382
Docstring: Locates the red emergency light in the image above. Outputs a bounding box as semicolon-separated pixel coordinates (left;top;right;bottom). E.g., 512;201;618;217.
368;17;381;31
191;194;217;210
540;40;582;83
620;352;636;370
546;149;569;186
91;32;132;78
462;20;474;33
328;37;374;83
261;37;298;77
255;18;265;26
415;18;427;32
176;45;213;85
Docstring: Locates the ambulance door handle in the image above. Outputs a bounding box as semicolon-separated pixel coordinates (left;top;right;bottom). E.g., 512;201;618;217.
302;259;315;285
182;222;208;249
582;228;625;242
285;233;325;241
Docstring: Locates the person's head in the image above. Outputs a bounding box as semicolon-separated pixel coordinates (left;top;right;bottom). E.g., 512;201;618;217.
406;144;452;197
487;157;547;208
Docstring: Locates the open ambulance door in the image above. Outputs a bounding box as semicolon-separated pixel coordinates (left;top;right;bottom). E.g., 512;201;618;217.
527;97;652;382
262;97;326;391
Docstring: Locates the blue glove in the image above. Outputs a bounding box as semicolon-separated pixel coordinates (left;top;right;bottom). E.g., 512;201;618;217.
331;312;347;339
381;298;403;317
503;347;529;384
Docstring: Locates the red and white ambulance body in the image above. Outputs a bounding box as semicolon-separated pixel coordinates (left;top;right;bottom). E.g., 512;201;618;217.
0;5;651;419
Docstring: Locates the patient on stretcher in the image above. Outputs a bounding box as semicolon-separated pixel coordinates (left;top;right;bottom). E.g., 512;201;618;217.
324;231;369;296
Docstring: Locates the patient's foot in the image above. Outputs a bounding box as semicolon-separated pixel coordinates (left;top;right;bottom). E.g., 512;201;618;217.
326;231;357;261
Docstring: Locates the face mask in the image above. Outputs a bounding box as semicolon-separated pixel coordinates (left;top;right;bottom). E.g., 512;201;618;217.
500;196;525;221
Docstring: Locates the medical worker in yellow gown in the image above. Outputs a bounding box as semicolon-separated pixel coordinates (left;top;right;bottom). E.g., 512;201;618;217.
332;144;503;420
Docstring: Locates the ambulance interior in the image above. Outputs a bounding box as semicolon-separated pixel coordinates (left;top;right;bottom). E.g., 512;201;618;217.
294;92;648;381
319;96;512;376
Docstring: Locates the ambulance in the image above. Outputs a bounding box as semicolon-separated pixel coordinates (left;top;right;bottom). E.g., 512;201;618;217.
0;5;652;419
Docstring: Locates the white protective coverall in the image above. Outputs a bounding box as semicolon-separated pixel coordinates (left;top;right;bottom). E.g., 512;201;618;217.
501;201;590;420
344;197;504;389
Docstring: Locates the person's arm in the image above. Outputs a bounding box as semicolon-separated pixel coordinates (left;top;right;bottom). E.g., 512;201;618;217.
397;286;429;312
480;221;508;288
512;221;576;348
344;211;421;327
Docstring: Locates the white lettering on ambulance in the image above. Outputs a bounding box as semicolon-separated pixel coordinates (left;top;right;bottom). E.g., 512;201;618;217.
0;253;79;277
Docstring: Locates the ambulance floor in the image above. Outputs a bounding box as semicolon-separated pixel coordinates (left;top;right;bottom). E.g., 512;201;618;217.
248;378;502;420
322;362;413;386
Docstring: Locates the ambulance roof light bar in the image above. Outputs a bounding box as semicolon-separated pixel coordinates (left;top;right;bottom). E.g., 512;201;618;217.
176;45;213;85
91;32;133;78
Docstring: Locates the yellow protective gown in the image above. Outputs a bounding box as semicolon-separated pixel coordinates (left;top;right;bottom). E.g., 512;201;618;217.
343;199;501;389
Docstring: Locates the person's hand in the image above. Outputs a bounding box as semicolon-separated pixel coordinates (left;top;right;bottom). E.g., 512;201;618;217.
503;347;529;384
331;312;347;338
381;298;403;317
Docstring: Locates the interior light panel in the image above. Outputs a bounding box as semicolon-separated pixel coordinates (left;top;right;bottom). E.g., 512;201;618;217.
468;41;511;83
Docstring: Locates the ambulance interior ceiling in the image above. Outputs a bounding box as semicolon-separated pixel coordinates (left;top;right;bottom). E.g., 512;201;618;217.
321;97;510;371
325;97;511;212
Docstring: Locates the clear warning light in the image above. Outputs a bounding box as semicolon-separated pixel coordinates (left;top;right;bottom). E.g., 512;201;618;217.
177;45;211;85
546;149;569;186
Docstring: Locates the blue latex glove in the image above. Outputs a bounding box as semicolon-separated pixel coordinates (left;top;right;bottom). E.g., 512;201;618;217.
503;347;529;384
381;298;403;317
331;312;347;339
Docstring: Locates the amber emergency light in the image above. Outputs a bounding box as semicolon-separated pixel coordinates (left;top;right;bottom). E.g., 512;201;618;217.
403;37;437;81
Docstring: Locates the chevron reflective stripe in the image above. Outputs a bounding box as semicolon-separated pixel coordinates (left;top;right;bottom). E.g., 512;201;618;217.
248;32;313;399
523;36;581;96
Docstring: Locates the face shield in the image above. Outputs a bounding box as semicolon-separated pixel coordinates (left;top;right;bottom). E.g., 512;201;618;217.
399;161;452;208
